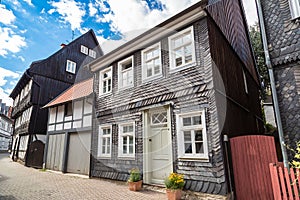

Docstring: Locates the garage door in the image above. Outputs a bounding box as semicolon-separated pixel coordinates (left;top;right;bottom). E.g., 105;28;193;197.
46;134;65;171
67;132;91;175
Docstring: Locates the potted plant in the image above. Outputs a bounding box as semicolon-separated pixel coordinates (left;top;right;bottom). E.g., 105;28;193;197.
127;168;142;191
164;173;185;200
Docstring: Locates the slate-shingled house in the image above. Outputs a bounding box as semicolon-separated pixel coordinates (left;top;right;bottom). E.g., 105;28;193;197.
89;0;264;196
258;0;300;158
10;30;102;168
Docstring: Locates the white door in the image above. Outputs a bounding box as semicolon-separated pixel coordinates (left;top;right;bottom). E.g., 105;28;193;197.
144;106;173;184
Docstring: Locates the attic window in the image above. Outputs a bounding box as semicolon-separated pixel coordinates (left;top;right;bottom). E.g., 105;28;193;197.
81;45;88;55
289;0;300;19
89;49;96;58
66;60;76;74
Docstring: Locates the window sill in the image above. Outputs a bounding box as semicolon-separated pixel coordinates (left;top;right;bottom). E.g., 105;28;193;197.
178;156;209;162
118;156;135;160
142;74;163;84
99;92;112;98
169;62;197;74
97;156;112;159
117;85;134;92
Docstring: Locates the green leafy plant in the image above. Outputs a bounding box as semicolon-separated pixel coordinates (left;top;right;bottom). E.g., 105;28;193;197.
290;141;300;168
128;168;141;182
164;173;185;190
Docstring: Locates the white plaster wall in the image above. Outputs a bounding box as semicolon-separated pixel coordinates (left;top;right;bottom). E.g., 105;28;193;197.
56;105;64;122
49;107;57;124
84;98;93;114
73;100;83;120
83;115;92;127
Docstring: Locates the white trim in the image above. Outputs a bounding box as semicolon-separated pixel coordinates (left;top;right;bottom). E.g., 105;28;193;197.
118;122;135;158
141;42;163;82
176;109;208;160
99;66;112;96
81;45;88;55
289;0;300;19
97;125;112;158
168;26;196;72
91;10;206;72
118;56;134;90
89;49;97;58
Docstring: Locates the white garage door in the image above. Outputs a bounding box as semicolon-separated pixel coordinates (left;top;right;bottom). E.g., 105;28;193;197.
67;132;91;175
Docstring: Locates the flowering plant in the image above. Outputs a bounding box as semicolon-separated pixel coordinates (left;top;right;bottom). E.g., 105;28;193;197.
164;173;185;190
128;168;141;182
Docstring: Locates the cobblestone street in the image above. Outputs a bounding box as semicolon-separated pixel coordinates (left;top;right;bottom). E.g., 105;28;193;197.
0;153;166;200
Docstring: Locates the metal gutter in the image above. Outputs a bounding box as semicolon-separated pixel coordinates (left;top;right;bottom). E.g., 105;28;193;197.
255;0;289;168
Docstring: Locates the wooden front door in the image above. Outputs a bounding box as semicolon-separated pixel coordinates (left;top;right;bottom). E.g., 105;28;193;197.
143;106;173;184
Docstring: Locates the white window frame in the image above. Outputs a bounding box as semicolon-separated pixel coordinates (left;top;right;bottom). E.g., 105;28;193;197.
141;42;162;82
99;66;112;96
168;26;196;72
176;110;208;160
289;0;300;19
89;49;97;58
80;45;88;55
118;122;135;158
66;60;76;74
118;56;134;90
98;125;112;158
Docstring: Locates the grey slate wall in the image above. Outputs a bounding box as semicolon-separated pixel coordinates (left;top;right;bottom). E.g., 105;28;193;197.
261;0;300;158
91;18;227;195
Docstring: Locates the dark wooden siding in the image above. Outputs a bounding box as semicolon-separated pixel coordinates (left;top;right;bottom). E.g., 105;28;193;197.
91;19;228;195
208;17;264;137
206;0;259;84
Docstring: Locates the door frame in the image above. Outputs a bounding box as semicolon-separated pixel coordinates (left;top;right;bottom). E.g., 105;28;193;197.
143;105;173;184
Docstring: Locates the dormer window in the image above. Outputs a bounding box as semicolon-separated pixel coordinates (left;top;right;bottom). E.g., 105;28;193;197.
118;56;134;89
66;60;76;74
89;49;96;58
289;0;300;19
80;45;88;55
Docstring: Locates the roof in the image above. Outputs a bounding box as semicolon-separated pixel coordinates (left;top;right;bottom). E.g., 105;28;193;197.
43;78;93;108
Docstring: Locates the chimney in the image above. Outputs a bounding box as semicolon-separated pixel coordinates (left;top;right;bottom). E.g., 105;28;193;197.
60;43;67;48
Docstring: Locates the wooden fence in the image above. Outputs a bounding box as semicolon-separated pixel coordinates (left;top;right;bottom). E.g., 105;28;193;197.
269;163;300;200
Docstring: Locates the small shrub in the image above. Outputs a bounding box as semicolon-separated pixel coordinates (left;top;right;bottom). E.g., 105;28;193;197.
128;168;141;182
164;173;185;190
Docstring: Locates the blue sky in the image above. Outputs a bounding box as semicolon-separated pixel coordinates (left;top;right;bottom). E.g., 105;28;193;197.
0;0;257;106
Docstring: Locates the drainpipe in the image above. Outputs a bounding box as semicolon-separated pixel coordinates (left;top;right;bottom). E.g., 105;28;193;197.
255;0;289;168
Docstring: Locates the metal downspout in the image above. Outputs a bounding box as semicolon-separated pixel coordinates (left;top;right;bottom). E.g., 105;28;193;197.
255;0;289;168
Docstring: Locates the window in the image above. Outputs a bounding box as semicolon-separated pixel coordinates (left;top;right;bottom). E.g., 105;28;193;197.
64;102;73;116
176;110;208;159
168;26;195;70
289;0;300;19
142;43;162;81
118;56;134;89
66;60;76;74
242;69;248;94
80;45;88;55
118;123;135;157
99;67;112;95
98;125;112;157
89;49;97;58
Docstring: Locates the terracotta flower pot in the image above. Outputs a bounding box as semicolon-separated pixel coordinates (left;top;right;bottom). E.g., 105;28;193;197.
128;180;143;191
166;189;182;200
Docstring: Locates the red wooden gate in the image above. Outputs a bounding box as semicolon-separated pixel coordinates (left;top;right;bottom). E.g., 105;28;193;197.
230;135;278;199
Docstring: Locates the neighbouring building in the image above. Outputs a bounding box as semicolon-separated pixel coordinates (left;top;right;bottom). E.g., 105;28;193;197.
88;0;264;196
258;0;300;157
43;78;93;175
0;100;13;152
10;29;102;168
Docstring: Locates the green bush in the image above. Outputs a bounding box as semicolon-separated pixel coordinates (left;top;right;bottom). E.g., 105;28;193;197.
128;168;141;182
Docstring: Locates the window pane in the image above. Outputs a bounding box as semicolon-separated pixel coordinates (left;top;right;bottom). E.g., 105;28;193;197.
123;136;127;145
195;142;204;153
123;145;127;154
102;145;106;154
184;131;191;142
147;67;152;77
183;33;191;44
122;62;132;70
184;143;192;153
128;125;133;132
183;117;191;126
108;79;111;92
195;130;203;141
129;136;133;144
193;116;201;125
103;81;107;93
123;126;128;133
174;37;182;48
129;145;133;154
153;48;159;57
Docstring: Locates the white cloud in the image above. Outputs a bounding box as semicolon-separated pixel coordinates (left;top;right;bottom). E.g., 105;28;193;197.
0;27;27;57
48;0;86;30
23;0;34;7
88;2;97;16
0;5;16;25
100;0;199;34
242;0;258;26
0;67;21;106
40;8;46;14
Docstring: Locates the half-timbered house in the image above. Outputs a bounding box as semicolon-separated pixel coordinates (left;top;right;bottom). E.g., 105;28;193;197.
43;78;93;175
88;0;264;197
10;30;102;168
